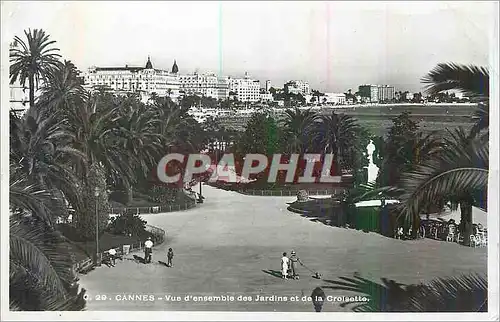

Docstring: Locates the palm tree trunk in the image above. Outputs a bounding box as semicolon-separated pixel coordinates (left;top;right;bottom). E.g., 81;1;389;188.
460;201;474;246
128;186;133;204
334;146;341;176
29;73;35;108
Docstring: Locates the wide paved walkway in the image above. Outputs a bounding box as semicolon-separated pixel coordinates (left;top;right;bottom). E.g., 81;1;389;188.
79;185;487;311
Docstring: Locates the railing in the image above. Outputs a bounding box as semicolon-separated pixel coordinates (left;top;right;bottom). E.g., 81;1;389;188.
236;188;341;197
109;201;196;216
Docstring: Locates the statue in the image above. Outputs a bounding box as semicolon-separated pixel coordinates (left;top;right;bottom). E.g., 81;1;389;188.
365;140;379;184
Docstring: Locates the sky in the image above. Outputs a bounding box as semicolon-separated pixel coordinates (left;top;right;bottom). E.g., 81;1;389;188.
1;1;496;93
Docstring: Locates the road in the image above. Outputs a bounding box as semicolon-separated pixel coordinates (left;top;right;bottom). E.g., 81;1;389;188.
79;184;487;311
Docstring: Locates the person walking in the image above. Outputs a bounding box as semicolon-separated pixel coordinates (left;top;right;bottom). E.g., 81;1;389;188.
167;248;174;267
289;250;301;280
144;237;154;263
281;252;289;280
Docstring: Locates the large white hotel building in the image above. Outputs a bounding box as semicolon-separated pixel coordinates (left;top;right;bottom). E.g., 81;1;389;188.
83;57;181;101
84;57;264;103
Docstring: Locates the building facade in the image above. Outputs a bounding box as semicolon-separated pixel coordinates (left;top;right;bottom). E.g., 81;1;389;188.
323;93;346;105
377;85;395;102
179;72;229;100
358;84;395;103
265;80;272;92
228;73;261;102
285;80;311;95
260;93;273;102
9;80;30;114
358;85;379;102
9;41;31;115
83;57;181;101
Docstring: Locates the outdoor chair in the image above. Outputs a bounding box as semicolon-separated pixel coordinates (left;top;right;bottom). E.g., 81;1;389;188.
418;226;426;239
470;235;479;248
477;229;487;247
446;225;456;242
457;233;479;247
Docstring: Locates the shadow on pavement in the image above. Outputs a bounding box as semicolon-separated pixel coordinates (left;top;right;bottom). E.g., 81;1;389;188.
262;269;283;279
132;254;147;264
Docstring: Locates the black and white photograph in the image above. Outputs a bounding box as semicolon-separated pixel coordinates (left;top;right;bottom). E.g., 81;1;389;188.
1;1;498;320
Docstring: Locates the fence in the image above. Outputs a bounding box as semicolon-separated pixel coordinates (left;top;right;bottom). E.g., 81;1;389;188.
109;201;196;216
237;188;341;197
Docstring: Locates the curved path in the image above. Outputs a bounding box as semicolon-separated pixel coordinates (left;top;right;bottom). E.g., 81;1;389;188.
79;185;487;312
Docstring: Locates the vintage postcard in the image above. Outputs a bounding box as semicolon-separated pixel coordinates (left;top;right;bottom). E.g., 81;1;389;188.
1;1;498;320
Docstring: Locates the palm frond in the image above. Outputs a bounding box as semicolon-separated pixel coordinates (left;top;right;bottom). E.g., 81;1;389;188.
398;131;488;224
10;218;70;300
323;273;487;312
421;63;489;99
470;103;489;136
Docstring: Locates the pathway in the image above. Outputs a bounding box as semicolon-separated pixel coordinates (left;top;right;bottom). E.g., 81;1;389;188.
79;185;487;311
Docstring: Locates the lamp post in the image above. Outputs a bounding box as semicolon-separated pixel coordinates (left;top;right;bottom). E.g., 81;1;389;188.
199;180;202;203
94;187;101;266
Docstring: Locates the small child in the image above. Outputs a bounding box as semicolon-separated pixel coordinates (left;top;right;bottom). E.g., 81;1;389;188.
167;248;174;267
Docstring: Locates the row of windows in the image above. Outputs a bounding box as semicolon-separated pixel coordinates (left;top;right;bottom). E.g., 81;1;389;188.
87;75;178;82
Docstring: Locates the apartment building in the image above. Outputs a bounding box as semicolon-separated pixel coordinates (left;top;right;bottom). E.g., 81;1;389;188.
228;73;261;102
179;72;229;99
377;85;395;102
285;80;311;95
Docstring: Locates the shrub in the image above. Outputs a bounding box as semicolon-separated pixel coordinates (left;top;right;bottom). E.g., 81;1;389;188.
148;185;181;204
107;212;147;238
108;190;129;205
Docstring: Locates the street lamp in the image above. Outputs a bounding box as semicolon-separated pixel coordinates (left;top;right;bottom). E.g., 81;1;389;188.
94;187;101;266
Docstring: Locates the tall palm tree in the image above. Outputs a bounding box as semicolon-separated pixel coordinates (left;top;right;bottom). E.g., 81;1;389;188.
38;60;88;118
10;29;62;108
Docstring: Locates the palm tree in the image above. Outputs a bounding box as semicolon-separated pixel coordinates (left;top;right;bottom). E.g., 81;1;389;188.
311;112;361;175
38;60;88;118
398;128;488;245
9;162;86;310
10;29;62;108
10;107;85;223
395;63;490;245
422;62;489;136
9;213;86;310
421;63;489;101
281;107;317;154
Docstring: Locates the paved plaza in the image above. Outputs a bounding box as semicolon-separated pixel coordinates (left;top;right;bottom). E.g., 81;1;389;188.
79;185;487;311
